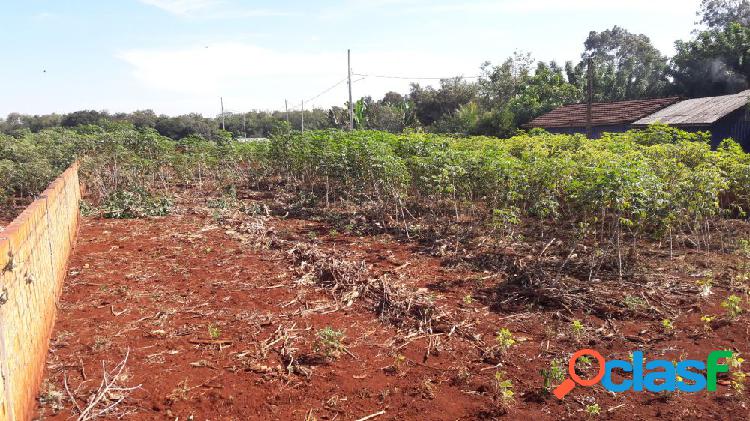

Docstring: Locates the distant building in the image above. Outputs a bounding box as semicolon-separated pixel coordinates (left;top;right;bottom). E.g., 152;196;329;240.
524;97;680;138
525;90;750;151
633;90;750;149
236;137;269;143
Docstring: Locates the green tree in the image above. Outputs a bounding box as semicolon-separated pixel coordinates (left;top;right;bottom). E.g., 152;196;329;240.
477;51;534;112
409;77;477;127
128;110;158;129
672;22;750;96
476;54;579;136
698;0;750;29
61;110;107;127
575;26;671;101
508;61;582;126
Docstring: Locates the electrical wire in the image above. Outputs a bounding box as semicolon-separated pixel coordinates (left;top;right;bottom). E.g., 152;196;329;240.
285;76;348;111
284;67;481;111
304;77;348;103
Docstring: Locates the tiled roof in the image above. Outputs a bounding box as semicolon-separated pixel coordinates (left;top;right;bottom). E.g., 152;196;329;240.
525;97;681;128
634;90;750;126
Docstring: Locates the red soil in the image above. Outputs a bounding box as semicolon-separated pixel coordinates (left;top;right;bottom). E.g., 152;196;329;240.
36;199;749;420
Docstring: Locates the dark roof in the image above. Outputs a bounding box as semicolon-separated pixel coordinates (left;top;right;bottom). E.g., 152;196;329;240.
525;97;681;128
634;90;750;126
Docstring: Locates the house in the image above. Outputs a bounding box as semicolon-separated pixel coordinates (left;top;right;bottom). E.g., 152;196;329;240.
524;97;681;138
525;90;750;151
633;90;750;149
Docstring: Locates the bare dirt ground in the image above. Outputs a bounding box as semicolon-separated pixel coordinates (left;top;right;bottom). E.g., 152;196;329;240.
36;193;749;420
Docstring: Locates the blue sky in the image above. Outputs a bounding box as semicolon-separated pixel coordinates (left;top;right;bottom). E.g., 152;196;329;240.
1;0;702;117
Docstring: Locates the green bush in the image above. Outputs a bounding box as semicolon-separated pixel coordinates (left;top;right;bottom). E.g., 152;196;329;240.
100;189;171;219
2;123;750;238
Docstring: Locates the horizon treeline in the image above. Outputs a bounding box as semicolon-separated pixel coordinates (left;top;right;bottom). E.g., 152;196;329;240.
3;0;750;141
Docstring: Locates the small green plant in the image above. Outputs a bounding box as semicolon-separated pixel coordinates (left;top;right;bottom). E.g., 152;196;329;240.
700;315;714;331
541;358;566;392
728;353;745;370
738;239;750;258
578;356;593;367
727;353;746;395
79;200;97;217
585;403;601;417
491;207;520;238
394;354;406;371
721;295;743;319
208;324;221;339
100;188;171;219
494;371;514;405
661;318;674;334
571;320;585;340
207;194;236;210
732;371;747;394
315;327;345;359
697;277;713;298
623;295;647;310
462;294;473;305
495;328;516;352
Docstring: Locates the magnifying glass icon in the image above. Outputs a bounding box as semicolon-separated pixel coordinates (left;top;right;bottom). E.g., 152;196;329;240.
553;348;606;399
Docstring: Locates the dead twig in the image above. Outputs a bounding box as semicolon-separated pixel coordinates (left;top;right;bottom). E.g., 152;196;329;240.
110;305;126;317
64;374;83;414
355;410;386;421
76;348;141;421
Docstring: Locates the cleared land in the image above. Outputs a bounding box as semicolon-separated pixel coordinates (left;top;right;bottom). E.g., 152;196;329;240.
36;192;750;420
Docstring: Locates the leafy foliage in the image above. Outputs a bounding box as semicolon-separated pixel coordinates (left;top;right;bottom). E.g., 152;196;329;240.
672;22;750;96
0;123;265;219
314;327;346;360
100;189;171;219
580;26;671;100
3;125;750;246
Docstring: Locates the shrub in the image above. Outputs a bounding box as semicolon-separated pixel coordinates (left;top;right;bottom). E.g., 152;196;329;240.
100;189;171;219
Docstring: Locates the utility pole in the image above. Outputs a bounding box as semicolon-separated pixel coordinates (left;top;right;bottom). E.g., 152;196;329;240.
285;99;289;122
220;97;225;130
585;57;593;138
301;100;305;132
242;113;246;138
348;49;354;131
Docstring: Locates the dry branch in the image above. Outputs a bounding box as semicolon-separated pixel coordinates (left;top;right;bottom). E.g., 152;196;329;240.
75;349;141;421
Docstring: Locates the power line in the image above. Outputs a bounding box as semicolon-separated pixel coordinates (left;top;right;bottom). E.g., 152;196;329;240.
281;52;482;116
304;77;348;103
286;76;348;111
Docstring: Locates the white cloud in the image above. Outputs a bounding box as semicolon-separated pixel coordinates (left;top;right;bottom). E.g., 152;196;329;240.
116;42;479;114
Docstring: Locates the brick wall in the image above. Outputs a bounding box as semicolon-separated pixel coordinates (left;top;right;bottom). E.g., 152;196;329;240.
0;163;81;421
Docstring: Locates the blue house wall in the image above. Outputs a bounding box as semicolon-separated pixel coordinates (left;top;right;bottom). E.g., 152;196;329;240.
543;110;750;151
679;109;750;150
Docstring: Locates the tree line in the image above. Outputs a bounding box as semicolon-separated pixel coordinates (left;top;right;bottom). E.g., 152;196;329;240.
2;0;749;140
